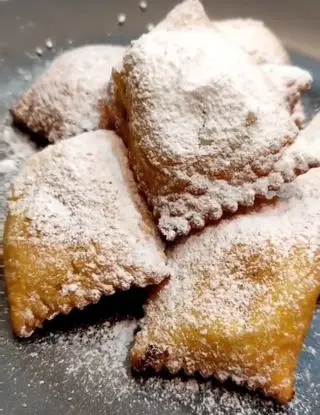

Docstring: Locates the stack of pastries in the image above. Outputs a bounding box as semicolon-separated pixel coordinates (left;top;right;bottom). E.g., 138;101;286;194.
4;0;320;405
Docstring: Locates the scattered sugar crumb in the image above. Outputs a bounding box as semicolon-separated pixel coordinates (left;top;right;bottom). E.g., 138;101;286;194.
305;346;317;356
29;352;38;358
118;13;126;26
147;22;154;31
6;311;312;414
46;38;53;49
0;123;37;236
35;47;43;57
139;1;148;11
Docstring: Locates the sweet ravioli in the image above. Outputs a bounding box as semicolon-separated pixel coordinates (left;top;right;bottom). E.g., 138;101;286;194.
131;169;320;403
4;130;169;337
154;0;211;30
109;27;316;240
11;45;125;143
213;18;290;65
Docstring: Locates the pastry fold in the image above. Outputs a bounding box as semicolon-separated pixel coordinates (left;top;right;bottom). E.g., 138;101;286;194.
4;130;169;337
131;169;320;403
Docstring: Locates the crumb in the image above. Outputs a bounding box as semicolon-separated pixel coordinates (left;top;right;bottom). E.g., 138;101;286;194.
118;13;126;26
139;1;148;11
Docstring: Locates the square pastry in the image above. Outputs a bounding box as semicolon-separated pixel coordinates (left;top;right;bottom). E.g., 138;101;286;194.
11;45;125;143
109;27;316;240
4;130;169;337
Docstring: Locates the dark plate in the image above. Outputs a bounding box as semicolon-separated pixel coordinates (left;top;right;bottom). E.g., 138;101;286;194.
0;1;320;414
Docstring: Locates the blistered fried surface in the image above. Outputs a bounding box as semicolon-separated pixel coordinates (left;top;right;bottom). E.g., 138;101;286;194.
4;130;168;337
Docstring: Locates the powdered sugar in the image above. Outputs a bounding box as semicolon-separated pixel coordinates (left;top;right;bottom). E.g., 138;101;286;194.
117;14;127;26
213;19;290;65
0;121;37;236
261;64;312;128
61;284;79;296
131;168;320;402
11;45;126;143
1;303;318;414
110;28;316;240
5;130;168;337
212;18;309;128
154;0;210;30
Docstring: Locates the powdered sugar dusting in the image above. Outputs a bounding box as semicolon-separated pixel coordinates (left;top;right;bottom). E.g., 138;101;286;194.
0;121;37;236
11;45;126;143
213;18;290;65
61;284;79;296
1;304;318;414
154;0;210;30
5;130;168;337
117;13;127;26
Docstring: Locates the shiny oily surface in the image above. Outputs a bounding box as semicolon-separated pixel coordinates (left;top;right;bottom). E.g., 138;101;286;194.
0;0;320;414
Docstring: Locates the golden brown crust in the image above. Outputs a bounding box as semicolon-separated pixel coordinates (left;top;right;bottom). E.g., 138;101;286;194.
4;130;169;337
130;169;320;404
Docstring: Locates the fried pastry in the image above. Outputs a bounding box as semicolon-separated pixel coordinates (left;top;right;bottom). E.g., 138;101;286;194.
109;29;318;240
214;18;290;65
11;45;125;143
131;168;320;404
261;64;312;128
154;0;210;31
3;130;169;337
153;2;309;128
107;0;210;142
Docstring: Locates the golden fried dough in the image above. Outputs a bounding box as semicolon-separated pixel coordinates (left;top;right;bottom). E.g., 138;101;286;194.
4;130;169;337
131;169;320;404
155;0;210;31
11;45;125;143
109;29;318;240
107;0;209;143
